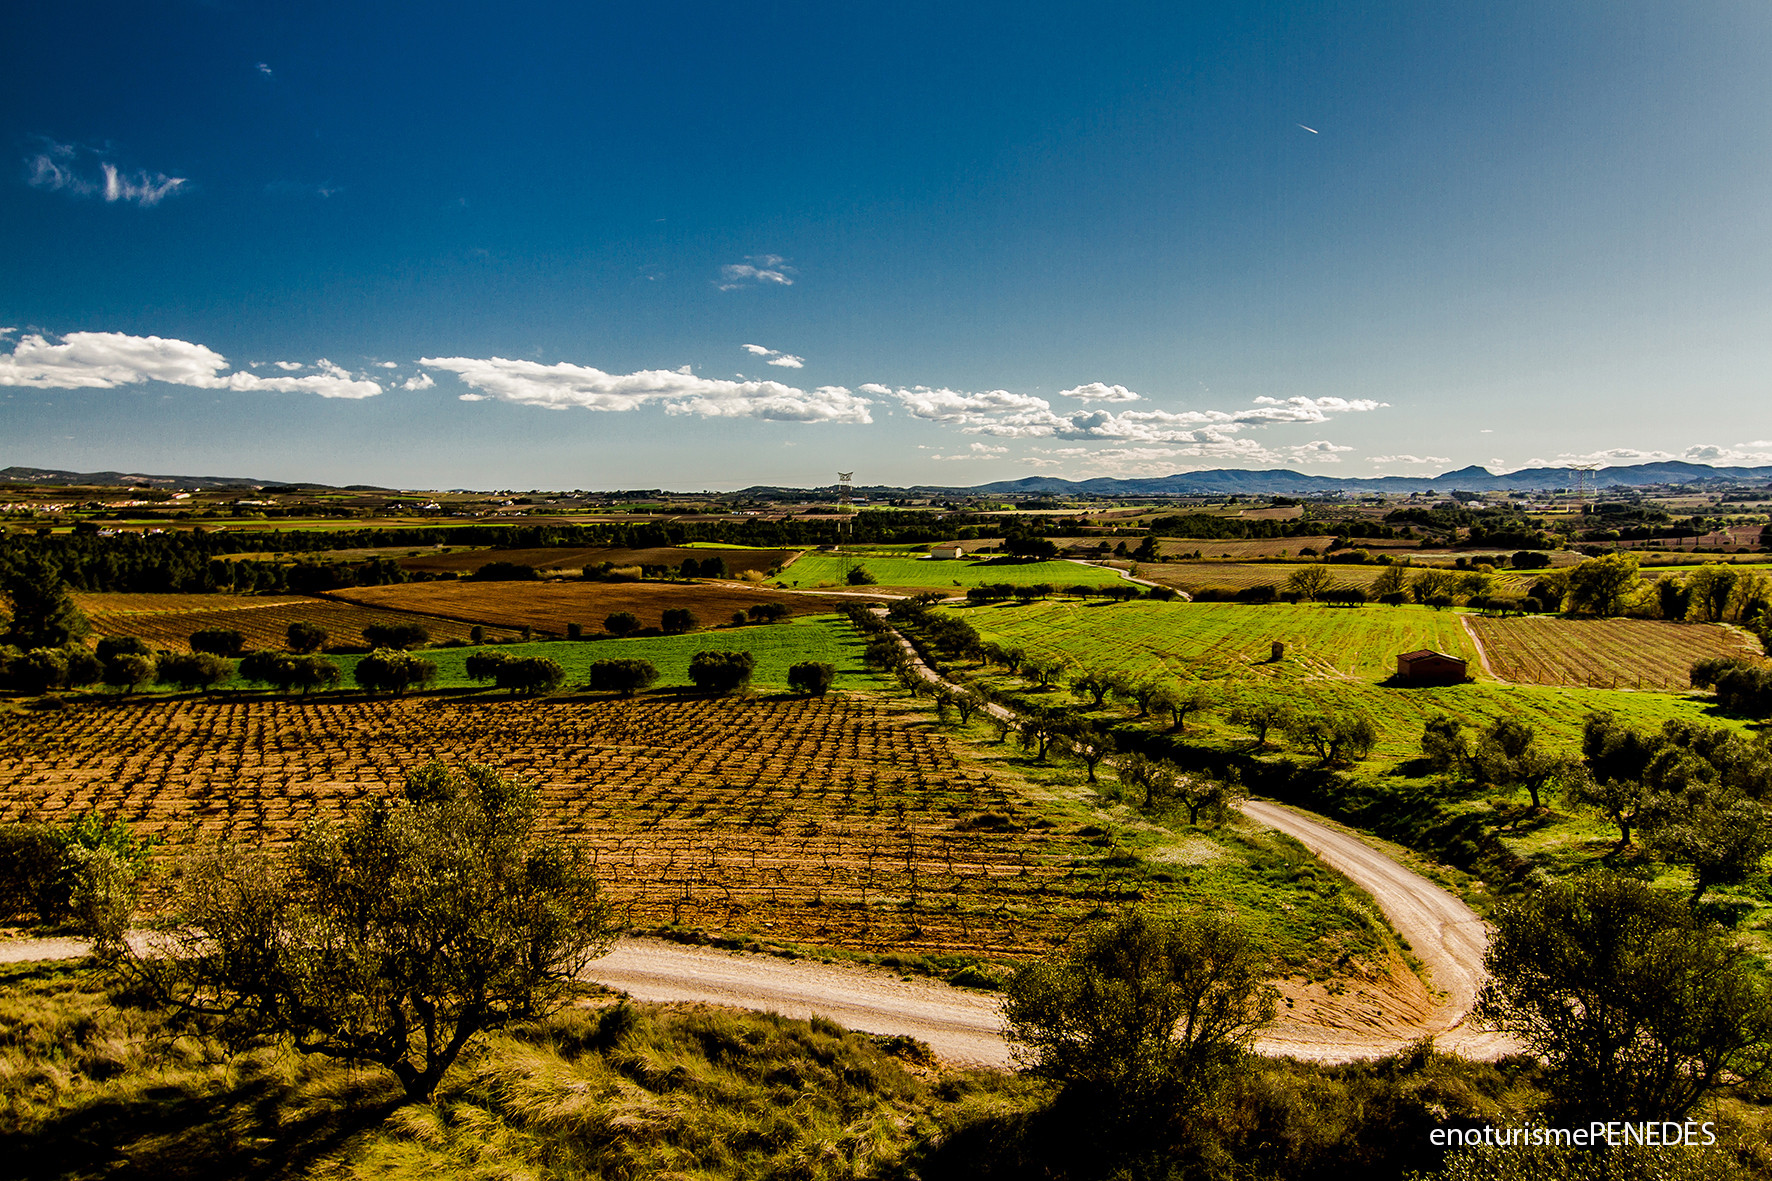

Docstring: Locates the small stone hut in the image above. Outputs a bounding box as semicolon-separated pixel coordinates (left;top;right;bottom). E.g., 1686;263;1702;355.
1395;649;1469;686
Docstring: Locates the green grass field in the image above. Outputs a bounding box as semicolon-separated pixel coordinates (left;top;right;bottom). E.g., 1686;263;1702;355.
91;615;877;697
947;599;1740;760
773;552;1127;591
340;615;878;692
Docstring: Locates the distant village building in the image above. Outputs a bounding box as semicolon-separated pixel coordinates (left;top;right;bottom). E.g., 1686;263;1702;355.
929;543;966;560
1395;649;1469;686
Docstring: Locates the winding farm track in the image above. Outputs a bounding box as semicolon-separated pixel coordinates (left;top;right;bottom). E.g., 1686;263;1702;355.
1459;615;1505;683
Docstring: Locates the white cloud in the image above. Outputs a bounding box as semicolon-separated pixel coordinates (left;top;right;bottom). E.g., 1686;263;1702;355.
1368;454;1451;465
375;361;398;369
1060;382;1141;403
718;255;795;290
402;372;436;391
878;384;1386;443
930;442;1010;461
1287;440;1354;462
256;62;273;77
274;361;304;371
101;163;185;206
26;142;189;207
0;331;382;399
418;355;871;423
1547;443;1772;468
740;342;805;367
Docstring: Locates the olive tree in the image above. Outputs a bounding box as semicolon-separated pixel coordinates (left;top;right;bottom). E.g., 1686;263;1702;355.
1003;909;1276;1123
588;658;658;696
1477;871;1772;1121
786;660;836;695
353;648;438;696
138;762;617;1103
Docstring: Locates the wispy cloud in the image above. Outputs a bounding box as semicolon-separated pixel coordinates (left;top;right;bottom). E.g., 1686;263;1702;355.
717;255;796;290
1368;454;1450;465
0;331;381;398
402;373;436;391
418;355;870;423
256;62;274;77
930;442;1009;461
740;343;805;368
25;141;187;207
1553;444;1772;467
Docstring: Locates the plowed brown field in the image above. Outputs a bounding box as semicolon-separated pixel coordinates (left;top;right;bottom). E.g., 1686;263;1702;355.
0;696;1151;957
324;581;867;637
72;592;521;652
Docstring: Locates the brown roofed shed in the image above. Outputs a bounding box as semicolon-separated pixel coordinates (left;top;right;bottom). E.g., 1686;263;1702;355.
1396;649;1469;686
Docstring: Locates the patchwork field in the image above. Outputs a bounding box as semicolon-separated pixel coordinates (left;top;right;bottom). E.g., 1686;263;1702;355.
328;615;877;692
1465;615;1763;689
394;545;793;576
0;695;1381;968
948;600;1741;761
71;592;521;651
324;580;862;637
772;552;1127;592
1134;561;1539;597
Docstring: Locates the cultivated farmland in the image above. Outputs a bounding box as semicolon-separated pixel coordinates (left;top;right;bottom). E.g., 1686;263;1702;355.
0;695;1380;968
394;545;794;576
72;592;521;651
950;600;1740;760
772;552;1128;592
331;615;876;692
1135;562;1535;597
323;580;863;637
1465;615;1763;689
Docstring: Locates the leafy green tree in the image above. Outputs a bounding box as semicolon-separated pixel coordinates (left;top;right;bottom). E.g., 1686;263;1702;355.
1656;575;1693;622
493;656;564;695
1473;717;1576;809
353;649;438;696
188;628;247;657
95;635;151;663
361;622;430;650
464;651;510;683
1477;871;1772;1121
1409;567;1458;604
746;602;791;623
687;650;754;695
0;558;90;650
786;661;836;695
1285;566;1334;601
1283;709;1378;766
240;650;339;694
9;648;69;695
1369;562;1409;599
101;651;157;694
1421;714;1472;776
1227;699;1292;749
1685;564;1740;622
139;762;617;1103
1003;910;1276;1125
286;621;328;653
1566;553;1641;617
1017;706;1070;762
845;565;877;585
1572;712;1659;846
660;608;698;634
156;652;234;694
0;812;157;956
588;658;658;696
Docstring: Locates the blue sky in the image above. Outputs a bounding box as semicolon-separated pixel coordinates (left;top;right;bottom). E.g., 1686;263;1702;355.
3;1;1770;489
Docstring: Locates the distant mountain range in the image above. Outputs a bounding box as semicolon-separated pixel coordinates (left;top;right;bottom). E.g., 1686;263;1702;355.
0;466;390;492
934;461;1772;497
7;459;1772;497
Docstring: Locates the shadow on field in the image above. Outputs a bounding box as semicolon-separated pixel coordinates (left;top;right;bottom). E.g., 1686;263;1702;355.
0;1053;401;1181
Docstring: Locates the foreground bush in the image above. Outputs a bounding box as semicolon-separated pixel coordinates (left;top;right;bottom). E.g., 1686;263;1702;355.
137;761;616;1103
